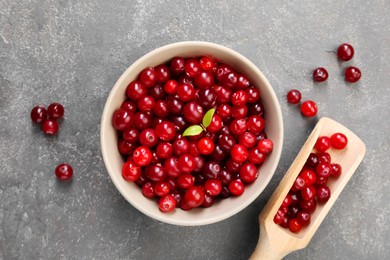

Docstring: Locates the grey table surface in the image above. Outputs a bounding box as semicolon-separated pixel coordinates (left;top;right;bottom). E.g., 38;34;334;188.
1;0;389;259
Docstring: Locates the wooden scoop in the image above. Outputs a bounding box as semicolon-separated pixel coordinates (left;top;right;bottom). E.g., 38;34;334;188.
250;117;366;260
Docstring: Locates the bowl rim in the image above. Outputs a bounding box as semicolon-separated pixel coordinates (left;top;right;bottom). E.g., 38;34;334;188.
100;41;284;226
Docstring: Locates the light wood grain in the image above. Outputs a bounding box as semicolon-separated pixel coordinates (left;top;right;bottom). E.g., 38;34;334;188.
250;117;366;260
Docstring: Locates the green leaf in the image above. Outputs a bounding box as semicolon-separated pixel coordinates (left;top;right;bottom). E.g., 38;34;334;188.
182;125;204;136
202;108;216;128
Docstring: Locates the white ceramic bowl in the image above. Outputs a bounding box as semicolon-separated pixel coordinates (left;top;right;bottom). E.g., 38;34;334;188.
101;41;283;226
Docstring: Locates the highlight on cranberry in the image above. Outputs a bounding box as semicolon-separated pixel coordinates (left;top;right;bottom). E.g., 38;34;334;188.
273;132;348;233
55;163;73;181
30;103;64;135
112;56;273;213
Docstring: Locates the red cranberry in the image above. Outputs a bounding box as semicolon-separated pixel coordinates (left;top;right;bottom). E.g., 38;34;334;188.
121;100;137;112
215;64;232;82
274;210;285;224
184;59;201;77
305;153;319;169
289;192;301;205
229;119;248;135
140;67;157;88
112;109;133;131
194;71;214;89
231;90;248;106
178;154;195;173
47;103;64;120
164;157;181;178
207;115;223;133
345;66;361;83
184;186;205;208
216;86;233;104
248;148;266;165
316;185;331;203
202;194;214;208
220;72;238;88
134;112;152;130
42;120;59;135
159;194;176;212
178;75;194;87
139;129;158;148
183;101;204;124
239;163;258;183
315;136;331;152
177;173;195;189
301;185;316;201
156;142;173;159
226;158;241;174
299;169;316;186
173;138;190;156
331;163;342;177
122;128;139;143
287;89;302;104
245;87;260;104
300;100;318;117
197;88;217;108
204;179;222;196
134;174;147;187
126;81;147;101
170;57;185;74
248;103;265;116
239;132;256;148
199;56;215;71
316;162;332;177
31;105;47;123
153;100;169;117
297;211;310;226
228;180;245;196
281;194;293;208
237;74;250;89
313;67;328;82
257;139;273;154
337;43;354;61
218;125;231;136
148;165;166;182
142;182;155;198
202;161;221;179
188;142;200;156
177;84;195;101
148;84;165;100
166;96;184;115
288;205;300;218
193;156;205;173
55;163;73;181
197;137;215;155
315;176;329;186
247;116;265;134
231;144;249;163
170;116;188;132
330;133;348;149
156;121;176;141
155;64;171;83
217;104;232;119
317;152;331;164
118;139;135;155
218;169;233;185
163;79;178;95
299;199;316;213
132;146;152;166
231;105;248;119
293;176;306;190
289;219;302;233
154;181;171;197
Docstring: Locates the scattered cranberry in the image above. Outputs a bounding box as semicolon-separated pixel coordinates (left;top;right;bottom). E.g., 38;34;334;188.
55;163;73;181
42;120;59;135
300;100;318;117
30;105;47;123
287;89;302;104
47;103;64;120
337;43;354;61
345;66;361;83
313;67;328;82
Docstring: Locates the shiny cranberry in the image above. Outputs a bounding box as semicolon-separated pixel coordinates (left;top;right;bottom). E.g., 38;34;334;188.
216;86;232;104
152;100;168;117
245;87;260;103
226;158;241;174
301;185;316;201
112;109;133;131
274;210;285;224
170;57;185;74
316;185;331;203
184;59;200;77
238;132;256;148
156;142;172;159
316;162;332;177
42;120;59;135
218;125;231;136
217;104;232;119
163;79;178;95
134;173;147;187
287;89;301;104
293;176;306;190
177;173;195;189
154;181;171;197
197;138;215;155
140;67;157;88
315;136;331;152
317;152;331;164
217;169;233;185
300;169;316;186
305;153;319;169
331;163;342;177
215;64;232;80
173;138;190;156
188;142;200;156
166;96;184;115
134;112;152;130
313;67;328;82
159;194;176;212
204;179;222;196
202;161;221;179
221;72;238;88
201;194;214;208
164;157;181;178
31;105;47;123
156;121;176;141
178;154;195;173
287;205;300;219
147;84;165;100
118;139;135;155
289;192;301;205
148;165;166;182
121;100;137;112
239;163;258;183
248;103;265;116
55;163;73;181
337;43;354;61
299;199;316;213
194;71;214;89
220;186;231;198
257;139;273;154
199;56;215;70
154;64;170;83
177;84;195;101
132;146;152;166
193;156;205;173
231;90;248;106
207;115;223;133
126;81;147;101
197;88;217;108
248;148;266;164
185;186;205;208
315;176;328;186
228;180;245;196
122;128;139;143
330;133;348;149
137;96;155;112
211;145;226;161
247;116;265;134
300;100;318;117
345;66;361;83
141;182;155;198
231;105;248;119
47;103;64;120
297;211;311;226
231;144;249;163
183;101;204;124
281;194;293;208
289;219;302;233
229;119;248;135
171;190;183;206
170;116;188;132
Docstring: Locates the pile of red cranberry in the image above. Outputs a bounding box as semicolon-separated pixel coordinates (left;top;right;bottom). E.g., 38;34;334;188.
113;56;273;212
273;133;348;233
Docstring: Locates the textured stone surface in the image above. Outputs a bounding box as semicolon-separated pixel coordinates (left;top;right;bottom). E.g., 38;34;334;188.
1;0;389;259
